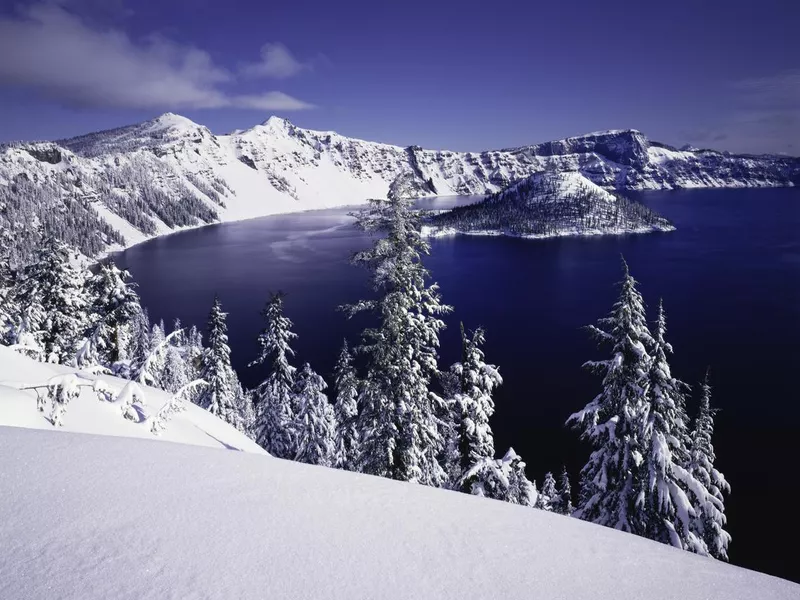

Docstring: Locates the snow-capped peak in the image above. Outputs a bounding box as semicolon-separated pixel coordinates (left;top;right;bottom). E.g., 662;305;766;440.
260;115;294;128
145;112;202;133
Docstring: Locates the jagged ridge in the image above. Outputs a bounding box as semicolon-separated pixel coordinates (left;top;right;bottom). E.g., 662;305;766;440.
0;113;797;262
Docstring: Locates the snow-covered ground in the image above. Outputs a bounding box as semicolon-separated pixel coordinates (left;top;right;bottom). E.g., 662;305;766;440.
0;346;263;453
0;347;798;599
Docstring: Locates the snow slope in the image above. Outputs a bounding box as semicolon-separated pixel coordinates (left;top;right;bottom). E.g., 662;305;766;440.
0;346;798;598
1;114;798;262
1;426;798;600
0;346;263;453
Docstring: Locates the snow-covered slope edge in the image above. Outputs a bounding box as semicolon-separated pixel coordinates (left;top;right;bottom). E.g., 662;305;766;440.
0;345;264;453
424;171;675;239
1;426;797;600
1;114;797;263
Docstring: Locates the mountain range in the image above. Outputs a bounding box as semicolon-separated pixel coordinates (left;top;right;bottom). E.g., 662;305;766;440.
1;113;797;262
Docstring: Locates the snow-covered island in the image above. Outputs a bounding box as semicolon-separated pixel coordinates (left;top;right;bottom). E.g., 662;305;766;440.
423;171;675;239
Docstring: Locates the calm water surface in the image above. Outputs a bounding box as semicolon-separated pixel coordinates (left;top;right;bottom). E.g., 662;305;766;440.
117;188;800;582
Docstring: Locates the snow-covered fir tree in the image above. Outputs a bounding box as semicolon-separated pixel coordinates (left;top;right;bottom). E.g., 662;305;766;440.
7;236;88;363
83;261;141;367
332;340;359;470
447;323;503;492
0;230;16;342
567;258;654;534
292;363;337;467
195;296;244;431
127;305;152;376
185;324;205;382
161;344;190;394
459;448;538;506
553;467;574;515
159;320;191;394
345;194;451;486
687;372;732;561
640;300;706;553
250;292;298;458
537;472;558;511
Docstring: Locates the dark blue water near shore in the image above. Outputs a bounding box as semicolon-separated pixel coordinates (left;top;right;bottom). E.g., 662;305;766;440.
116;188;800;582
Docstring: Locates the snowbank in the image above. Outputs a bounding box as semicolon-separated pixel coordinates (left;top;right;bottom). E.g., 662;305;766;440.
0;346;263;454
1;427;797;599
1;347;797;599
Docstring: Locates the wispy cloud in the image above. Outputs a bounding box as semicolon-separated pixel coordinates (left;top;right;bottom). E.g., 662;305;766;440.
240;42;311;79
685;70;799;155
0;3;314;111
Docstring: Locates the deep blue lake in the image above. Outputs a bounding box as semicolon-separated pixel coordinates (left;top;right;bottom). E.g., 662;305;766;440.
116;188;800;582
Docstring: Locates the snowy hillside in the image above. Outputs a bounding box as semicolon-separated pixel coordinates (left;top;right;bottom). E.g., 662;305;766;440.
425;171;675;239
0;424;797;599
0;345;264;453
0;114;797;263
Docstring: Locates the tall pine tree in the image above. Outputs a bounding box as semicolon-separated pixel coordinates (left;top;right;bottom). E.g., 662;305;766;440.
568;258;653;534
640;300;706;553
83;261;141;366
9;237;88;364
448;323;503;492
292;363;337;467
345;195;451;486
333;340;360;470
687;372;732;560
251;292;298;458
196;296;243;431
553;467;574;515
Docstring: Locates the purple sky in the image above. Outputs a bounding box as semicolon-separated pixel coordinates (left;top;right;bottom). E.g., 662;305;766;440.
0;0;797;154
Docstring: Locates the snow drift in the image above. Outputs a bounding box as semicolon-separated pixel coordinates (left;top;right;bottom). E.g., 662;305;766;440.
0;348;798;598
0;345;263;453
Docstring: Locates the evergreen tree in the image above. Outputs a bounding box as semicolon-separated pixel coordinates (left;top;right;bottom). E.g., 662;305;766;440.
641;300;706;553
449;323;503;491
459;448;537;506
506;450;538;507
9;237;88;363
567;258;654;534
687;372;732;560
537;471;558;511
0;230;16;343
234;382;256;439
195;296;242;431
185;324;204;382
250;292;298;458
83;261;141;366
553;467;574;515
161;344;190;394
333;340;360;470
345;195;451;486
292;363;337;467
127;305;152;375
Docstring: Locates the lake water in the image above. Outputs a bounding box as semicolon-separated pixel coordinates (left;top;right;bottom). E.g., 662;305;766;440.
116;188;800;582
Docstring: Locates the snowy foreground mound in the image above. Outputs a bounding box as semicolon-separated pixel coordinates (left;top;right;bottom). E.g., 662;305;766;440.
1;355;798;598
425;171;675;239
1;428;798;600
0;346;263;453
